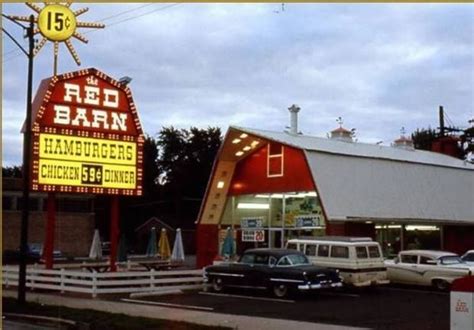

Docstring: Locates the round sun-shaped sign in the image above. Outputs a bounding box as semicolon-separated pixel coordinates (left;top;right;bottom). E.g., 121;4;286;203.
37;4;77;42
8;2;104;69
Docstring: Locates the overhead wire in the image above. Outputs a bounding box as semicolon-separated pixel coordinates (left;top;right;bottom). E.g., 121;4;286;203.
2;3;182;63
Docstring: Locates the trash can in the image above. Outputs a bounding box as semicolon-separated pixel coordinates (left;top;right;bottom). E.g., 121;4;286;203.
451;276;474;330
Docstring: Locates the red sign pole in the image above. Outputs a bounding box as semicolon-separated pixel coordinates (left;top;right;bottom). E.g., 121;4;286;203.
109;196;120;272
42;192;56;269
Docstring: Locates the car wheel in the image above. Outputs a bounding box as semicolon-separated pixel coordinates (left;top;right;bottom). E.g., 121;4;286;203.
433;279;450;291
273;284;288;298
212;277;224;292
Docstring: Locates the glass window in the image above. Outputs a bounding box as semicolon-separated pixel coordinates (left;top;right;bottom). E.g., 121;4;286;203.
269;256;277;266
368;246;381;258
305;244;317;256
420;256;436;265
318;244;329;257
400;254;418;264
298;244;305;253
254;254;269;265
463;253;474;262
277;256;291;266
240;253;255;264
356;246;368;259
286;254;309;265
331;246;349;258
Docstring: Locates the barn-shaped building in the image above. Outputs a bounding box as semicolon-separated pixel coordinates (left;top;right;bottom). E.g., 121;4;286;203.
196;117;474;268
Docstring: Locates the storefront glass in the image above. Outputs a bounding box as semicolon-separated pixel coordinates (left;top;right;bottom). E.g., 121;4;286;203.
220;191;325;251
376;224;441;258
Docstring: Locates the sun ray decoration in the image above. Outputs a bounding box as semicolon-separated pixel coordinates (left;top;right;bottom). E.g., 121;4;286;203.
8;2;105;73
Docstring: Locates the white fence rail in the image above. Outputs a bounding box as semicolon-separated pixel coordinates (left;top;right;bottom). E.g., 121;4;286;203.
2;265;203;298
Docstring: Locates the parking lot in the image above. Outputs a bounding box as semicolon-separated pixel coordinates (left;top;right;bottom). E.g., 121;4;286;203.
119;285;450;330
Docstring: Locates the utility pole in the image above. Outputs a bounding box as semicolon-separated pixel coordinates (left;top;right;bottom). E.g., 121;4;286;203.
439;105;445;137
18;15;35;304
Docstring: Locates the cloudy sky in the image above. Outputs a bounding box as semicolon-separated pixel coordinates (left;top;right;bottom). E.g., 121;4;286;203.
2;3;473;166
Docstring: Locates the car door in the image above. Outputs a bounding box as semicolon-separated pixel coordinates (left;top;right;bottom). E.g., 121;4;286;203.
391;254;420;284
246;253;270;288
226;253;255;286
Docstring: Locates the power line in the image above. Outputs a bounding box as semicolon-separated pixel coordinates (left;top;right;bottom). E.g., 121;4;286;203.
2;3;182;63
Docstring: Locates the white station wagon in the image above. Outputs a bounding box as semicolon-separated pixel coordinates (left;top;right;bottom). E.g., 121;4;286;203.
385;250;474;290
286;237;389;287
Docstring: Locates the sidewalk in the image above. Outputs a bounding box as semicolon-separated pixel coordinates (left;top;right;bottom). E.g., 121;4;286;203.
3;290;366;330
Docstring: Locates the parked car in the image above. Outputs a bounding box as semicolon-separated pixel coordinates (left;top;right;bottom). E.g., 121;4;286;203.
385;250;474;290
461;250;474;265
286;236;389;287
2;243;62;264
204;248;343;298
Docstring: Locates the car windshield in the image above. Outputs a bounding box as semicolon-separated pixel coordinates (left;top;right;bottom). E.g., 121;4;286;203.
278;254;310;266
439;256;464;265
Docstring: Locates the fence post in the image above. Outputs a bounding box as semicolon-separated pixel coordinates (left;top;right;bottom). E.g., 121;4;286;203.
150;269;155;288
60;268;65;294
4;268;9;288
92;270;98;298
30;266;36;291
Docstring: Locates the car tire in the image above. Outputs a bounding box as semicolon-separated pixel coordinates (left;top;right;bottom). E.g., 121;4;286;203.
212;277;224;292
273;284;288;298
433;279;450;291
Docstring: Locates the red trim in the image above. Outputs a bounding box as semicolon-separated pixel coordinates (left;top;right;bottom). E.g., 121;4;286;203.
229;144;314;195
196;224;219;268
452;276;474;293
109;196;120;272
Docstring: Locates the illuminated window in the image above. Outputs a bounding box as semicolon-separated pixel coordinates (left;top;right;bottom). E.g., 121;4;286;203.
267;143;284;177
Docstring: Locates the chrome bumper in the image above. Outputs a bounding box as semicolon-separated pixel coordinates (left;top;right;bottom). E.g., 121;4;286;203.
352;279;390;287
298;282;343;290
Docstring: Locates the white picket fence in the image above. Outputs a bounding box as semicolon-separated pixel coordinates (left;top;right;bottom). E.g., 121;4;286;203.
2;265;204;298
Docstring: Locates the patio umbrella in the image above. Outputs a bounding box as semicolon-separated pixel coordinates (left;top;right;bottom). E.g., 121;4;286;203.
158;228;171;260
221;227;235;259
171;228;185;262
117;235;128;262
89;229;103;260
146;227;157;257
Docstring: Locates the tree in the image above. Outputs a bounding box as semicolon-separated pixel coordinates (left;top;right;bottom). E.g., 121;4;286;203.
411;127;438;151
155;126;222;228
2;165;23;178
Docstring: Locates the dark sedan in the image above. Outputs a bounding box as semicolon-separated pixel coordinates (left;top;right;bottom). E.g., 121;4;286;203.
204;248;343;298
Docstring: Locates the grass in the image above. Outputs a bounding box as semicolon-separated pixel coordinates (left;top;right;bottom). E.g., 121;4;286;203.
3;297;231;330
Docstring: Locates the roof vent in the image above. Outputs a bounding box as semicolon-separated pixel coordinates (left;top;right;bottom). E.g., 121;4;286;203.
288;104;300;135
329;117;354;142
392;127;414;150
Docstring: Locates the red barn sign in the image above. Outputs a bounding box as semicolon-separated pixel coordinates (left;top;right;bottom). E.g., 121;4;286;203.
29;68;144;195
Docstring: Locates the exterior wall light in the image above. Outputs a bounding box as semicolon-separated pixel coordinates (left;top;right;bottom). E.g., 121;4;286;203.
235;151;244;156
217;181;225;189
232;138;241;144
237;203;270;209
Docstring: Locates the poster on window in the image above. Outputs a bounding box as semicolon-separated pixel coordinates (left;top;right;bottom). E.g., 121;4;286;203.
242;230;265;242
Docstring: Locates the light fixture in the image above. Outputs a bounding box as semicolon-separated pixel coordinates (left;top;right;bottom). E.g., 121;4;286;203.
217;181;225;189
243;146;251;151
375;225;402;229
406;225;439;231
237;203;270;209
232;138;241;144
251;141;259;147
235;151;244;156
240;133;248;139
